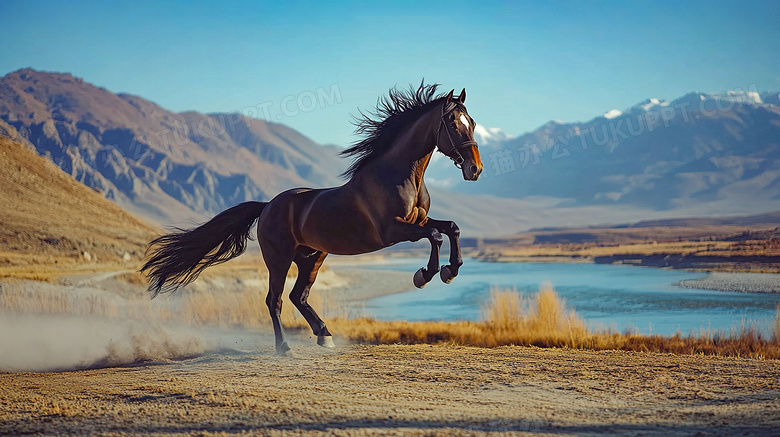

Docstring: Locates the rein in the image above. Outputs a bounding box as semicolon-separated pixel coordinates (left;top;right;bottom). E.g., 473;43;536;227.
435;102;478;168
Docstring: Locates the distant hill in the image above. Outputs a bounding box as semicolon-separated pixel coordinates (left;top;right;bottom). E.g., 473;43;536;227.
525;209;780;244
0;137;155;262
0;68;345;224
604;210;780;229
529;210;780;232
431;89;780;217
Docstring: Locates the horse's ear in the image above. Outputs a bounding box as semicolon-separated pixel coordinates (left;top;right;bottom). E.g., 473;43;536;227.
458;88;466;103
445;89;454;104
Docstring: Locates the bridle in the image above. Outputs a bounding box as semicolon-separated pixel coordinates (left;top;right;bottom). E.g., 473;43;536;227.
435;101;478;169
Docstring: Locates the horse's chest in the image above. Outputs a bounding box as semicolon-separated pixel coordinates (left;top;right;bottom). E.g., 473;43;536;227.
404;205;428;225
400;187;429;225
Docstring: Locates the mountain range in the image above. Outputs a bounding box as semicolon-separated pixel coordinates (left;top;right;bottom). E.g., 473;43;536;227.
0;68;344;224
431;89;780;217
2;68;780;235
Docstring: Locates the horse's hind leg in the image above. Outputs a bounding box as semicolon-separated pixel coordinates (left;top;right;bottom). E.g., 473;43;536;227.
266;266;292;355
290;250;334;348
261;244;295;356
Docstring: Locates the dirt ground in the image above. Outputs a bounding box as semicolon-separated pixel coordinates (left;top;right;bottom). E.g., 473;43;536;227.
2;340;779;436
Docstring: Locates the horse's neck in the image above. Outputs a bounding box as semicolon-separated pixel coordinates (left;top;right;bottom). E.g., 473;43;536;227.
379;105;440;187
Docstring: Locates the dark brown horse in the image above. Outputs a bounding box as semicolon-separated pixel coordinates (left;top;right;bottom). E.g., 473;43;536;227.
142;82;482;355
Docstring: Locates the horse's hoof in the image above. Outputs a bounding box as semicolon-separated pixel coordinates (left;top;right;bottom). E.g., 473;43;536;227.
317;335;335;348
413;268;428;288
440;265;455;284
276;342;291;356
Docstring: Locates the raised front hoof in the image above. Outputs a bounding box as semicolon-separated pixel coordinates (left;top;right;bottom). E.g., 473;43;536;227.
317;335;335;348
440;265;456;284
276;342;291;356
413;268;428;289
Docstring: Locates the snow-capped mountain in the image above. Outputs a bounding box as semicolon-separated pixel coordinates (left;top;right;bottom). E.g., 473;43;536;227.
473;124;512;148
429;89;780;217
602;109;623;119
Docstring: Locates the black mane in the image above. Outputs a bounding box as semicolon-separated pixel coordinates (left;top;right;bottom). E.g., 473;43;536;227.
340;81;446;178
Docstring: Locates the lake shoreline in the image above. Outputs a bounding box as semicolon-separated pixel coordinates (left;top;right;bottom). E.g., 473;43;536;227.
478;253;780;272
332;255;780;296
320;267;416;303
675;271;780;294
467;253;780;295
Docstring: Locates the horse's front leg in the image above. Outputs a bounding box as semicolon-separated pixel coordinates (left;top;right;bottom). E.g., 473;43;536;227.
425;218;462;284
414;227;443;288
382;219;443;288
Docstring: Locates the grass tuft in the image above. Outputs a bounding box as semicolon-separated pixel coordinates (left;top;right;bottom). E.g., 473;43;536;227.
329;285;780;359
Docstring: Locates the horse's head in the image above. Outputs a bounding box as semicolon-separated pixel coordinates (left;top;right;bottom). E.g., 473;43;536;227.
436;89;483;181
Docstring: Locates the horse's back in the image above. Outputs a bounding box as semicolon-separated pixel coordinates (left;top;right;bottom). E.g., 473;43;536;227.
258;186;385;255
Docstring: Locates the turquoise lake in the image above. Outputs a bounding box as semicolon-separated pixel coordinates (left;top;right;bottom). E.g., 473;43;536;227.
350;258;780;336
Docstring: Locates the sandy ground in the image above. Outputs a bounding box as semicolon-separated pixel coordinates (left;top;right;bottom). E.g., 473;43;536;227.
3;263;780;435
1;342;779;436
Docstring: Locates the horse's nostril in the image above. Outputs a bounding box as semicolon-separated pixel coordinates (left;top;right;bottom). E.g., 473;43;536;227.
469;165;478;174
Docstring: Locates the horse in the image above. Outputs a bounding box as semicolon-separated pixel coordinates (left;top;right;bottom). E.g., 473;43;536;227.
141;82;483;355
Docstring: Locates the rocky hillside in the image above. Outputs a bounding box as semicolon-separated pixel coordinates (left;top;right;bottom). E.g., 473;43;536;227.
0;68;345;224
0;137;155;263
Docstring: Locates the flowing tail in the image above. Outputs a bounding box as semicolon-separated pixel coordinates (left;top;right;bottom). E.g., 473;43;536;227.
141;201;268;297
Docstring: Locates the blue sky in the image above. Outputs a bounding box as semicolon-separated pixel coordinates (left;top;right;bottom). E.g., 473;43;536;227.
2;0;779;146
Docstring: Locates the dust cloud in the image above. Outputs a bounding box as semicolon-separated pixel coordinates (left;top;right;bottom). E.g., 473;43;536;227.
0;314;198;371
0;277;272;373
0;312;270;372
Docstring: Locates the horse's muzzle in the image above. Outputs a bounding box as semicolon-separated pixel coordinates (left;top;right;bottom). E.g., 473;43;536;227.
461;162;482;181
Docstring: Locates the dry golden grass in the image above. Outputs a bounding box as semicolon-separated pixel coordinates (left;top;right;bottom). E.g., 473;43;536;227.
0;252;135;282
775;304;780;343
326;285;587;348
0;269;341;334
2;273;778;359
175;282;352;331
0;282;176;321
330;286;780;360
113;271;148;286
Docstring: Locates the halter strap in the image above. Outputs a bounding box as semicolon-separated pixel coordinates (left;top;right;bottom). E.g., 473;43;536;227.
435;101;478;168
